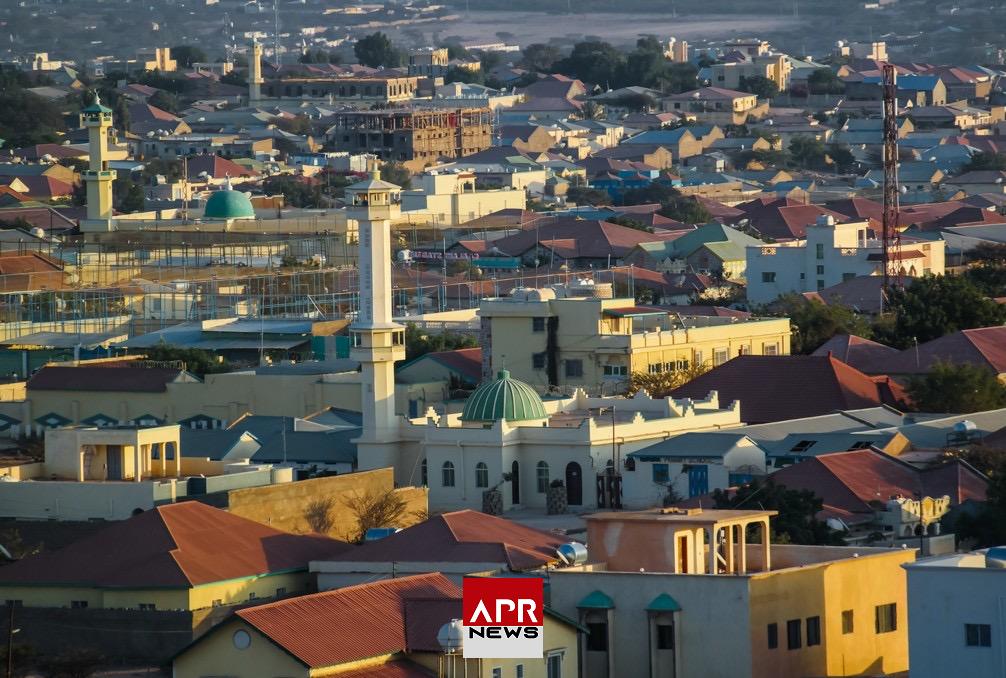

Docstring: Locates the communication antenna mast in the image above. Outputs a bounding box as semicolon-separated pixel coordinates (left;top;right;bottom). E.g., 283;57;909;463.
881;63;903;306
273;0;281;66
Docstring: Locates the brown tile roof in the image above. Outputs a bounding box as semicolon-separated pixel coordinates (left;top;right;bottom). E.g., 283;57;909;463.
27;365;189;393
669;355;910;424
407;348;482;383
0;502;351;588
236;574;460;669
491;218;678;260
824;197;884;222
880;326;1006;375
328;509;570;570
0;175;74;199
0;252;63;274
811;335;899;373
770;448;987;523
735;197;848;240
185;154;259;179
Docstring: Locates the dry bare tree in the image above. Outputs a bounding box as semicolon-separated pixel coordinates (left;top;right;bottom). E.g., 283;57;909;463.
343;488;409;543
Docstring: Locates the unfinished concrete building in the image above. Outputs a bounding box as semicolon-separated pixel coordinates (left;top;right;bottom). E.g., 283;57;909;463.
325;108;493;171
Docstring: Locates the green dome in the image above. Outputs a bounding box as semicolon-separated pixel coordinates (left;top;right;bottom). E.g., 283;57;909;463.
461;369;548;423
204;188;255;220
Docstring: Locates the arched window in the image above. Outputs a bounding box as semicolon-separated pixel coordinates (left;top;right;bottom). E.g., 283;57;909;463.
475;462;489;488
442;461;456;487
536;461;550;493
420;458;428;486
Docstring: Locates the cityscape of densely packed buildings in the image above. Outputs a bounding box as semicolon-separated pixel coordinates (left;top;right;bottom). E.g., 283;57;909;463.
0;0;1004;675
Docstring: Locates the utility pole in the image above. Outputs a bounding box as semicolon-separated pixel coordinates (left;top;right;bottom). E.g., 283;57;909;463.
6;604;18;678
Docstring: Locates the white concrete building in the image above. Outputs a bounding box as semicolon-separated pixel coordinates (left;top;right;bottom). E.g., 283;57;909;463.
745;216;946;304
905;549;1006;678
400;171;526;227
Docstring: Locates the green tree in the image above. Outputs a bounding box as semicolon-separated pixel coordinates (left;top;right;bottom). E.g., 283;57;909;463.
142;343;230;376
220;69;247;87
963;152;1006;172
171;45;208;68
770;294;873;354
522;43;561;73
445;66;484;86
556;40;625;87
607;215;651;232
878;274;1006;347
808;68;844;95
0;88;64;147
713;479;846;545
404;323;478;361
566;186;612;206
738;75;779;99
262;175;322;208
114;177;146;213
788;135;828;169
275;114;313;136
354;32;401;68
657;195;711;224
148;89;179;114
827;143;856;173
658;62;698;94
380;162;412;189
906;362;1006;413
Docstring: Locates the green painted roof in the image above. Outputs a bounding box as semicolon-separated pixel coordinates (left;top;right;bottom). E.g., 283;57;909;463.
204;189;256;220
668;222;763;259
460;369;547;423
646;593;682;612
577;590;615;609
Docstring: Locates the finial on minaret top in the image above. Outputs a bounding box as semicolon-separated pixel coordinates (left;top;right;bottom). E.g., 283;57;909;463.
224;174;233;191
93;91;101;107
369;169;381;181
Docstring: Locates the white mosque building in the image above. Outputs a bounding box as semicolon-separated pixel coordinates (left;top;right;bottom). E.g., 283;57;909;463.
346;173;744;513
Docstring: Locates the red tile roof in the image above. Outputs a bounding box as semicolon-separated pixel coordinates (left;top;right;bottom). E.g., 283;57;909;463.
185;154;259;179
0;502;351;588
811;335;899;373
236;574;460;669
491;219;677;260
0;175;74;199
770;448;987;523
27;365;190;393
734;197;848;240
329;510;571;570
0;252;63;274
669;355;910;423
408;348;482;383
880;326;1006;375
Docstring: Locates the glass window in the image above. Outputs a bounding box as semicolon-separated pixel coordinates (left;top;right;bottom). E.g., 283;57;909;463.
656;622;674;650
421;458;428;486
816;265;824;275
533;352;546;370
965;623;992;647
475;462;489;488
714;349;729;366
875;603;897;634
842;610;854;635
816;243;824;259
767;623;778;649
603;364;627;376
536;461;549;493
842;272;856;282
764;343;779;356
652;463;670;484
532;317;546;332
565;360;583;378
648;363;663;374
71;600;88;609
138;603;156;611
761;271;776;283
442;461;456;487
806;616;821;646
516;665;524;678
546;654;562;678
587;622;608;651
492;669;502;678
787;619;802;650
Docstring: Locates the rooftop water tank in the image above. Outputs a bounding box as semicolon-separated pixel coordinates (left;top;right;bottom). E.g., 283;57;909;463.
556;542;588;566
437;619;465;653
985;546;1006;568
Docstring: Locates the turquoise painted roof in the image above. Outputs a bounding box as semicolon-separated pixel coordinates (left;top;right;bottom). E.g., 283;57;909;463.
204;189;255;220
577;590;615;609
460;369;547;423
647;593;682;612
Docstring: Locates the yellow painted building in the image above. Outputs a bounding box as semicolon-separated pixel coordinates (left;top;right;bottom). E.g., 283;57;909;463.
548;508;914;678
0;502;351;611
479;284;791;392
174;573;582;678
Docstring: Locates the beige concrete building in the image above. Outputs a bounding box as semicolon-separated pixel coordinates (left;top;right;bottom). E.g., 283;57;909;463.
399;170;526;227
477;284;791;393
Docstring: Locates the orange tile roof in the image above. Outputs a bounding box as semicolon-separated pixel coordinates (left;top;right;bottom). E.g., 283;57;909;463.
236;574;460;668
0;502;352;588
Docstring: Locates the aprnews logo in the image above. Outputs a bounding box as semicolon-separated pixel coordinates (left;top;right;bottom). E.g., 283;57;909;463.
462;577;544;659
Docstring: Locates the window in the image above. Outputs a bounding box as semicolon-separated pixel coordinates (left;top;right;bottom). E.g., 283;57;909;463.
475;462;489;488
787;619;802;650
816;279;825;290
393;330;404;346
676;359;690;370
603;364;627;376
536;461;549;493
767;623;778;649
138;603;156;611
816;265;825;275
442;461;456;487
516;665;524;678
816;243;825;259
761;271;776;283
965;623;992;647
714;348;729;366
533;352;546;370
842;272;856;282
875;603;897;634
211;599;223;607
248;592;257;600
565;359;583;378
656;622;674;650
586;622;608;651
790;440;816;453
652;463;670;484
532;317;546;332
492;669;502;678
71;600;88;609
546;653;563;678
421;458;428;486
842;610;854;634
276;588;287;597
694;350;703;366
648;363;663;374
806;616;821;646
764;343;779;356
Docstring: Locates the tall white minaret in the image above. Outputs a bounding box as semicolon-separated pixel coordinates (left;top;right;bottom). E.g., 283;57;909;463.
80;92;117;232
347;170;405;447
249;39;264;104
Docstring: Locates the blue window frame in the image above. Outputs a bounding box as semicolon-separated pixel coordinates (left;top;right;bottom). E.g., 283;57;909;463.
652;463;670;484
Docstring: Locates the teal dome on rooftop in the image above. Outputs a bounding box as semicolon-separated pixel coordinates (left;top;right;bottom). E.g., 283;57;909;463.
461;369;548;423
203;183;255;220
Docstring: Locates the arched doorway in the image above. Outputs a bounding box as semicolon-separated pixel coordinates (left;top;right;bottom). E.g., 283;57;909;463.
566;462;582;506
511;460;520;505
